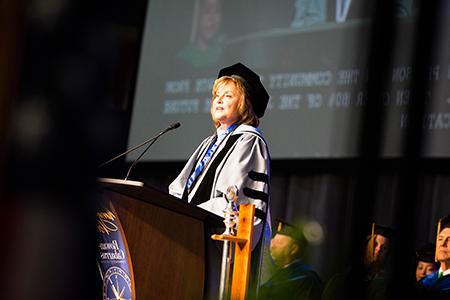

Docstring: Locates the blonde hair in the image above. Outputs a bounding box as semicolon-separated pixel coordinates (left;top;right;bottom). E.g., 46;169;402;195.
210;75;259;128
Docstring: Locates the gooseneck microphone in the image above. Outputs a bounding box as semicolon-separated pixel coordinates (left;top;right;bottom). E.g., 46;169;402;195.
124;122;180;180
98;122;181;181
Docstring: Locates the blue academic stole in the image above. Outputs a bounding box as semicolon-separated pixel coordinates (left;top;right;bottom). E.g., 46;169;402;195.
186;123;238;193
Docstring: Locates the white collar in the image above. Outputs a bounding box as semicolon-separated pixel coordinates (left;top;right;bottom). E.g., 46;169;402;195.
216;127;226;137
440;267;450;277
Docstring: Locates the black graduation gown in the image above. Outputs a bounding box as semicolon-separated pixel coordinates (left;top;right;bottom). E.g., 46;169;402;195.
258;260;323;300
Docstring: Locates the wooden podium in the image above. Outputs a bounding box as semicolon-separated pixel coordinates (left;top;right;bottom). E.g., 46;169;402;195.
97;181;224;299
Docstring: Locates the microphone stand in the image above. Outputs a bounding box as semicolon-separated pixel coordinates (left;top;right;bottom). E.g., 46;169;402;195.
124;127;170;180
98;123;180;186
99;136;159;168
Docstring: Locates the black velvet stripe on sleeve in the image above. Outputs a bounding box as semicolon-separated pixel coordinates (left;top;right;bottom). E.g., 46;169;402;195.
243;187;269;203
248;170;269;184
254;208;266;221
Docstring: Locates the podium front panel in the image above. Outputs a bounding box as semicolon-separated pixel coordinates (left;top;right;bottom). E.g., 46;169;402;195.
99;187;205;299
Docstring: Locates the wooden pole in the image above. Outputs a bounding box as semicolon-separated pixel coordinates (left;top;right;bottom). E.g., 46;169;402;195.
230;204;255;300
211;204;255;300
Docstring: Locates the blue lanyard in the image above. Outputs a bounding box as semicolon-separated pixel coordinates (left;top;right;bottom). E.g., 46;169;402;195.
186;123;238;191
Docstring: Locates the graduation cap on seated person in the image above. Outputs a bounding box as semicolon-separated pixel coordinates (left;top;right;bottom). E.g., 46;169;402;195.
366;223;395;242
436;214;450;232
275;218;306;246
218;62;270;118
374;224;394;241
416;243;437;264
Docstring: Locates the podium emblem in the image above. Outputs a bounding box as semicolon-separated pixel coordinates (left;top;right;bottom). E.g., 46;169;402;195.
103;266;132;300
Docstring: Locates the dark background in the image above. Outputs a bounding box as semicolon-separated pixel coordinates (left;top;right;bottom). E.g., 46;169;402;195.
1;0;450;299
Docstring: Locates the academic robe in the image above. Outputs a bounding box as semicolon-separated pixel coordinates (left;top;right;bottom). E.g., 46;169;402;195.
421;270;450;294
258;259;323;300
169;124;272;298
169;124;272;248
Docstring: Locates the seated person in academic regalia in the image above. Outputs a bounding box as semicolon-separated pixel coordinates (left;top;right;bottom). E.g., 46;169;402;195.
415;243;439;282
420;215;450;296
363;224;394;296
321;224;394;300
258;219;323;300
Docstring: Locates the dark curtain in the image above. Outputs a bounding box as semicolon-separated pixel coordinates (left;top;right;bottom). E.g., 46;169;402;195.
130;161;450;281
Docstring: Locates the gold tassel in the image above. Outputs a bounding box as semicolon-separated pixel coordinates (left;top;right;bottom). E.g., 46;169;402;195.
365;223;375;265
435;218;441;262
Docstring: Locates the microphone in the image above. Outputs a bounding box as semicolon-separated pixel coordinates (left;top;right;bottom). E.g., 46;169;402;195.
98;122;181;170
168;122;181;130
124;122;180;180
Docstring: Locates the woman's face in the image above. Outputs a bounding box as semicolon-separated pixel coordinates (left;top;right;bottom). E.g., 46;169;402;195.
415;261;438;281
211;81;241;129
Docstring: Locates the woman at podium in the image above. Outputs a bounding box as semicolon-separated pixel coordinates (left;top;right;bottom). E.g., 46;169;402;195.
169;62;272;252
